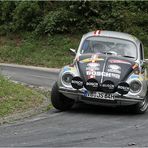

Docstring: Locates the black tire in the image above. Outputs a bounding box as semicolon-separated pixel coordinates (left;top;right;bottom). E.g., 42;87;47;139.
51;82;75;111
130;92;148;114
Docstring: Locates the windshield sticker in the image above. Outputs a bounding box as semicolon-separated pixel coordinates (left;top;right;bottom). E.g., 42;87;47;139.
109;59;131;65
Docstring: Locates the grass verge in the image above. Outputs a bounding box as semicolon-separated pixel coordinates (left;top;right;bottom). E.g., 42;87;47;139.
0;75;46;118
0;33;147;68
0;33;82;68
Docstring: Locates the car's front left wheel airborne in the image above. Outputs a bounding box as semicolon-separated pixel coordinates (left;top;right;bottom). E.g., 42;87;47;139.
51;82;75;111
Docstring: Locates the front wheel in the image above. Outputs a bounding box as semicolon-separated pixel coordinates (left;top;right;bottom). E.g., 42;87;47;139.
130;92;148;114
51;82;75;111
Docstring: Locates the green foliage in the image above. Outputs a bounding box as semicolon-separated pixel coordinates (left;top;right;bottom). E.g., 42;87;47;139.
0;1;16;23
35;9;77;35
0;1;147;59
0;1;42;34
0;34;81;67
13;2;42;31
0;32;148;68
0;1;147;35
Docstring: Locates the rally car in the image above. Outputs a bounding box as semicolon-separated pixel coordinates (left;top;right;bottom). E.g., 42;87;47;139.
51;30;148;113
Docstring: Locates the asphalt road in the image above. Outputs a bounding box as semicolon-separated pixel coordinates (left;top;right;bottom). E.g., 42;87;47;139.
0;64;59;90
0;64;148;147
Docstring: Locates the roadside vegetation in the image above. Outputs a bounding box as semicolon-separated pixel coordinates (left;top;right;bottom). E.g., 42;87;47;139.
0;32;148;68
0;1;147;120
0;75;45;118
0;1;148;67
0;33;81;68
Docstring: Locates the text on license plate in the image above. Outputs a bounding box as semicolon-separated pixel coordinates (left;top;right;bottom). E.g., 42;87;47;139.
84;91;115;100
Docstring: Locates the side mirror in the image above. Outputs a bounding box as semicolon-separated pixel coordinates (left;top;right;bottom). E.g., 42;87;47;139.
70;48;76;56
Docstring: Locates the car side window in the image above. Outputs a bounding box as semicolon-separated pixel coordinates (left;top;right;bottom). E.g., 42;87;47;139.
140;43;144;60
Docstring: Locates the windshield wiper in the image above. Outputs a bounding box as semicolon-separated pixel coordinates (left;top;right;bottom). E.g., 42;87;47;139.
102;51;117;55
122;55;134;58
103;52;112;55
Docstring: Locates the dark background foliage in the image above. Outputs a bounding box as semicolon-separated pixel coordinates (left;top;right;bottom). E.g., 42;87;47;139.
0;1;147;53
0;1;147;34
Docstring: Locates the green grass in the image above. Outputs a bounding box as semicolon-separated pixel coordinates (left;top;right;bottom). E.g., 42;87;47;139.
0;33;82;68
0;33;147;68
35;88;52;111
0;75;44;117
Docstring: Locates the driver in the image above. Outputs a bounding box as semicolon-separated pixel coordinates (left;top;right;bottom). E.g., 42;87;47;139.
93;42;106;53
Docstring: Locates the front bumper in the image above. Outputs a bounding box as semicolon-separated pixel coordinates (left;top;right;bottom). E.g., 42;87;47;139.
59;86;144;106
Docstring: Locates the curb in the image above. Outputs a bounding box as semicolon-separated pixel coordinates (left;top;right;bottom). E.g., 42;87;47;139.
0;63;60;73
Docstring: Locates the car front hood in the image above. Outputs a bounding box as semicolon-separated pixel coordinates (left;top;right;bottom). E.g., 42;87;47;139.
76;54;135;85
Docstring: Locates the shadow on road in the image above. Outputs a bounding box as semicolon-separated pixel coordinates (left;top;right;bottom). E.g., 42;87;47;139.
51;102;145;117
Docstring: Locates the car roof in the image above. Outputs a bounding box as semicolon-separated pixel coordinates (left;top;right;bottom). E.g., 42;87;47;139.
82;30;140;46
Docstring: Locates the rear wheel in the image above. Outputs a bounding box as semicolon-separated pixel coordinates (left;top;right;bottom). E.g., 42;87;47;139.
51;82;75;111
130;92;148;114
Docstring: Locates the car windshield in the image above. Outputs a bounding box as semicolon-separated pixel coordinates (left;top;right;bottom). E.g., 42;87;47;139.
80;36;137;60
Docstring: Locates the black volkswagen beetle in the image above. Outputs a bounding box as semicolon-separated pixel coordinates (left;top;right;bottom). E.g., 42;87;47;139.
51;30;148;114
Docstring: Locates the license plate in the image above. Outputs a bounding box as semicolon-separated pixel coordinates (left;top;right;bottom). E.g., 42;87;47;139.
84;91;115;100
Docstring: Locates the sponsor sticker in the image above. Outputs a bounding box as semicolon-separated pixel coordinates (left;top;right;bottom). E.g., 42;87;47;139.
101;80;115;93
63;66;75;72
86;62;100;71
86;61;100;79
87;62;100;67
71;77;83;89
86;71;120;79
130;75;139;79
85;78;99;91
63;67;70;72
86;67;100;71
80;58;104;63
107;64;121;74
117;82;130;95
108;64;121;70
109;59;131;65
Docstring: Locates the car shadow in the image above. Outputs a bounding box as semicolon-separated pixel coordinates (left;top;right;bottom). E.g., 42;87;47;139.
61;102;144;116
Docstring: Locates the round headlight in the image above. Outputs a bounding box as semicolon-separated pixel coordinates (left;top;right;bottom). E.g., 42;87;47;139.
130;80;142;93
62;73;74;86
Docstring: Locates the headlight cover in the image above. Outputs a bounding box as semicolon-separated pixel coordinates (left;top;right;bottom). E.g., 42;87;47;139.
61;72;74;87
130;80;142;93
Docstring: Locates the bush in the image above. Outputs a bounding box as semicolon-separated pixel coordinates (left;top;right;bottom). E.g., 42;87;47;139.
12;2;42;31
0;1;147;46
35;8;77;35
